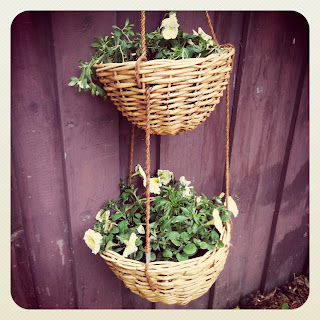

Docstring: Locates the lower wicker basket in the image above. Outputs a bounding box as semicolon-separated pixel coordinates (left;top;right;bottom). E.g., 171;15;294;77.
100;219;232;305
94;45;235;136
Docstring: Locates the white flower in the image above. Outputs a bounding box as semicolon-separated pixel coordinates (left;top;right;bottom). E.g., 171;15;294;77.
135;164;147;187
196;196;202;204
179;176;191;187
77;80;90;90
212;209;224;235
137;225;145;234
95;209;110;222
83;229;102;254
157;169;174;185
182;187;192;198
192;27;215;47
224;196;239;217
150;177;162;194
122;233;138;258
161;13;179;39
180;176;192;197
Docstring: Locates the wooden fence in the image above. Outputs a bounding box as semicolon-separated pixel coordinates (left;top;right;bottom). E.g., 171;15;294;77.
11;10;309;309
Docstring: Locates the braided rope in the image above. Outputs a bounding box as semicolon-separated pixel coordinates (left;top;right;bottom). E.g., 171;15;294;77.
128;124;135;186
204;11;220;46
135;11;147;88
144;85;155;291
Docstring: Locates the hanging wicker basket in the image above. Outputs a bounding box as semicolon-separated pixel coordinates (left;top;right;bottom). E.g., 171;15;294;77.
100;219;232;305
94;44;234;135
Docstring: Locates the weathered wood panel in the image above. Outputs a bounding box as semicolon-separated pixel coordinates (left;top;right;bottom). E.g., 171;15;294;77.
51;11;123;309
11;161;38;309
156;11;245;309
11;12;76;308
212;11;308;308
263;65;309;293
11;11;309;310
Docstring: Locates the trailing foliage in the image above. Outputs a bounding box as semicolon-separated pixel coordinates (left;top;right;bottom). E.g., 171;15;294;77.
69;12;224;98
83;167;238;262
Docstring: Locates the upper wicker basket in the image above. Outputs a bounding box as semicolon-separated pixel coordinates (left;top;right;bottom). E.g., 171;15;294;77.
94;20;235;135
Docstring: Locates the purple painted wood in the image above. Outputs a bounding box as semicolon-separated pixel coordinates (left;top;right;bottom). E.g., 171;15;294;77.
11;11;309;310
11;162;38;309
51;11;123;309
263;67;309;293
156;11;244;309
11;12;76;308
212;12;308;308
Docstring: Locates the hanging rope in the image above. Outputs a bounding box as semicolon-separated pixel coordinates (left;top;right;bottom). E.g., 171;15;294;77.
135;11;147;88
144;84;155;291
204;11;220;46
128;124;135;186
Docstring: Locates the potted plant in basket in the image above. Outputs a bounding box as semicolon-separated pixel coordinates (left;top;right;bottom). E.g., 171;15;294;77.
69;11;235;135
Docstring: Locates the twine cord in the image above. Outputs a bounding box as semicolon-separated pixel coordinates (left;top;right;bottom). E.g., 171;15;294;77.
128;124;135;186
204;11;220;46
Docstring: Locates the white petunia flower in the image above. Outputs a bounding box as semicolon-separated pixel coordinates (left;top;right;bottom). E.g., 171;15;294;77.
157;169;174;185
150;177;162;194
137;225;145;234
161;13;179;39
224;196;239;217
182;187;192;198
135;164;147;187
179;176;191;187
196;196;202;204
122;233;138;258
212;209;224;235
95;209;110;222
83;229;103;254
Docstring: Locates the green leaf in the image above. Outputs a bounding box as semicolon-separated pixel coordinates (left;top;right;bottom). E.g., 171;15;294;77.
180;207;191;216
111;213;123;221
183;243;197;256
171;238;181;247
68;79;77;86
151;252;156;261
105;240;116;250
91;42;101;48
180;232;190;242
163;249;173;258
176;253;188;262
109;226;119;234
124;18;129;27
210;230;219;242
199;241;208;249
281;303;289;309
217;241;224;248
135;250;143;261
171;216;188;223
168;231;180;240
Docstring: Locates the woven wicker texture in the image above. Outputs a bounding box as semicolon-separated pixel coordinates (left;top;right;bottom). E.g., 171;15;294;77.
94;44;235;135
100;219;232;305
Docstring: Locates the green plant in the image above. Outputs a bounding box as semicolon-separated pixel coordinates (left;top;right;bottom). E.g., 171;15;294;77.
84;165;239;262
69;12;224;98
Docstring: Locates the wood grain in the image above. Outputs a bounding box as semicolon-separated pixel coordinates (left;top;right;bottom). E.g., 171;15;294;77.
51;11;123;309
11;161;38;308
11;12;76;308
263;65;309;293
212;12;308;308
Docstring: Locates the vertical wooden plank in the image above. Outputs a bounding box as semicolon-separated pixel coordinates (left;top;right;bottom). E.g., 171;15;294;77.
263;66;309;293
51;11;122;309
11;160;38;309
212;12;308;308
11;12;76;308
156;11;244;309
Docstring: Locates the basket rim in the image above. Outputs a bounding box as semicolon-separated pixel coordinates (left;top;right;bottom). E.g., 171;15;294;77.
100;218;232;269
93;44;235;69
